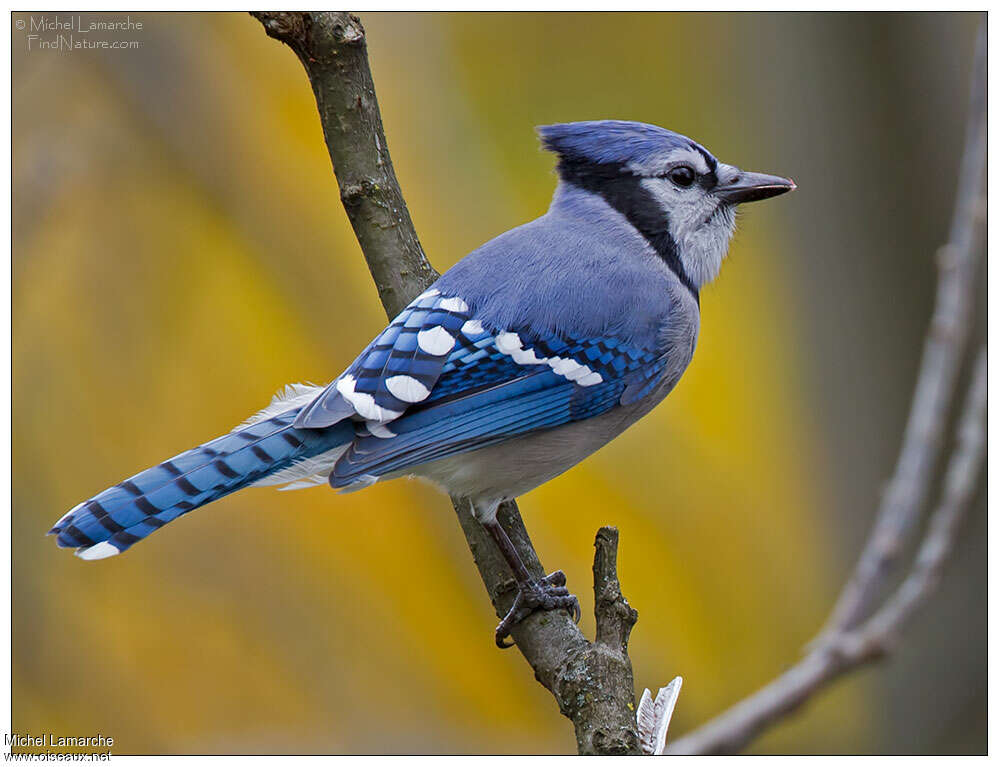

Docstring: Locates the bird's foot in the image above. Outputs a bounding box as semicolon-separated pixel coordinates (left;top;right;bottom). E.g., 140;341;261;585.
495;570;581;648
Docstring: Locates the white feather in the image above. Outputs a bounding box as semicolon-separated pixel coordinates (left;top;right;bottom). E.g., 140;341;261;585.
564;363;593;382
438;296;469;313
386;374;430;403
253;445;350;490
511;346;547;365
278;476;331;491
548;356;581;377
338;374;402;421
239;382;325;429
640;173;737;289
462;319;484;336
336;474;380;494
76;541;120;561
417;325;456;356
367;422;396;439
637;677;683;755
495;331;522;354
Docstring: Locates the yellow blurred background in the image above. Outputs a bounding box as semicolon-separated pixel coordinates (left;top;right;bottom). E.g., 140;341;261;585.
13;12;985;754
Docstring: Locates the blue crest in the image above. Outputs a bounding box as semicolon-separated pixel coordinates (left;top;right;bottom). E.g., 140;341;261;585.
537;120;713;168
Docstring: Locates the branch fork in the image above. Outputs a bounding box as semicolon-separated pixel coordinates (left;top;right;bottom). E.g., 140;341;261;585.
252;11;986;755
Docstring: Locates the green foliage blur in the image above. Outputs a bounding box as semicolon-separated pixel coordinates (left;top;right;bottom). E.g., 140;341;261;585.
13;12;984;754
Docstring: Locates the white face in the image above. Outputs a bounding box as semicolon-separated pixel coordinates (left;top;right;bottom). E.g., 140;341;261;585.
630;147;740;289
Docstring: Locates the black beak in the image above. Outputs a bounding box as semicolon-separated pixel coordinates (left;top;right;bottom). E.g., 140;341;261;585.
715;171;796;204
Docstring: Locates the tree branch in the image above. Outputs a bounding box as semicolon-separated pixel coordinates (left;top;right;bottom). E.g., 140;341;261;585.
815;21;987;640
252;10;434;317
855;348;987;651
666;347;986;755
252;11;985;755
665;19;987;755
251;11;641;755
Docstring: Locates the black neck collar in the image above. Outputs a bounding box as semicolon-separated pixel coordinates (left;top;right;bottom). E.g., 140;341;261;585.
557;158;699;302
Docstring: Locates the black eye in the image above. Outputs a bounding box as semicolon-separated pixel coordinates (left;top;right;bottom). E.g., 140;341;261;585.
667;166;696;188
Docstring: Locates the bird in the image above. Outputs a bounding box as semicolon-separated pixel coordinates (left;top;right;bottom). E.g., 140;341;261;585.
49;120;795;646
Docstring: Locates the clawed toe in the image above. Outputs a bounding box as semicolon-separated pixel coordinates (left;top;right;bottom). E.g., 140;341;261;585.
569;595;581;624
543;569;567;588
480;519;581;648
494;571;581;648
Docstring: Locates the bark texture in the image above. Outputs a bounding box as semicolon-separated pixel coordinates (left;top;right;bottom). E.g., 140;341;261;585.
251;11;641;755
251;11;986;755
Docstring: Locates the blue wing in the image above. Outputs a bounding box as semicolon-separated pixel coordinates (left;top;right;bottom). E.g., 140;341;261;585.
295;288;475;427
326;313;666;486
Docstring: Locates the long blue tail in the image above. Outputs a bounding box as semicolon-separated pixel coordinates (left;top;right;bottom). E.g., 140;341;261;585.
49;401;354;560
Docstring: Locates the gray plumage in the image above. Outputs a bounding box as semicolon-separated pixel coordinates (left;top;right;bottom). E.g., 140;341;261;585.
51;118;793;651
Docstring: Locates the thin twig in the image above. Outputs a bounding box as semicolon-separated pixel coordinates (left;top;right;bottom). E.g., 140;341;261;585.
251;11;641;755
817;20;987;639
666;19;987;754
252;11;985;755
666;347;987;755
856;348;988;652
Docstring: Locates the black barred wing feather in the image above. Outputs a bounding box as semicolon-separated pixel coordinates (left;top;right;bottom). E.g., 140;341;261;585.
330;324;666;486
294;288;474;428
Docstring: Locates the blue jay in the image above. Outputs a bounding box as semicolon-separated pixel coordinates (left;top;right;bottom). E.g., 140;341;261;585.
50;121;794;645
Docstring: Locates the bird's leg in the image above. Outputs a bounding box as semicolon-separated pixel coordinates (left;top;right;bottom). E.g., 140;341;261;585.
480;513;581;648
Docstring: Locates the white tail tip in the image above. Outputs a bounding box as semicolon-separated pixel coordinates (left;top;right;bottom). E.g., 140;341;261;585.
76;541;121;561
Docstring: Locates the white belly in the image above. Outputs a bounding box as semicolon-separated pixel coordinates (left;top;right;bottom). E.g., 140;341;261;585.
409;382;671;503
400;284;698;508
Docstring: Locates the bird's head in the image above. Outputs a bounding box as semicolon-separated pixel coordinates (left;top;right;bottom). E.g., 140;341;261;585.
539;120;795;292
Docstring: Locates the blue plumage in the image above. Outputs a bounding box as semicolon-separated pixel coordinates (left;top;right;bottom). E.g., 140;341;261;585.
295;290;474;427
538;120;713;169
51;117;794;612
330;329;663;485
50;411;354;558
